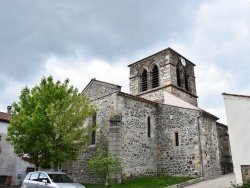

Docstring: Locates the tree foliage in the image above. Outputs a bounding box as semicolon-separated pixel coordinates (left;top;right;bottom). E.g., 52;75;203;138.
7;76;95;170
88;148;122;186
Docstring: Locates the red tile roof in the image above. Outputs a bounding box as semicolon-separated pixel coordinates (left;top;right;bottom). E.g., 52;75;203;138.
0;112;11;122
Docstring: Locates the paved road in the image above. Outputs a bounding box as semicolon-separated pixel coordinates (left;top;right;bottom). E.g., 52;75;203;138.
185;173;236;188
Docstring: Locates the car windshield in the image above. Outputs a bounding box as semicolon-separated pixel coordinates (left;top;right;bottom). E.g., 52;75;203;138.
48;173;77;183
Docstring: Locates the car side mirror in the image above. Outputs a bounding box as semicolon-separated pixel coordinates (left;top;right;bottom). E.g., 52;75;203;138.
42;179;48;184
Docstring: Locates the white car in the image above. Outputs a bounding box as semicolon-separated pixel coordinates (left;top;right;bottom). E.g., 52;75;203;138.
21;171;85;188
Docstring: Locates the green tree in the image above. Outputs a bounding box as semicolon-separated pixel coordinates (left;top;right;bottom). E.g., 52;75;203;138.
7;76;95;170
88;148;122;186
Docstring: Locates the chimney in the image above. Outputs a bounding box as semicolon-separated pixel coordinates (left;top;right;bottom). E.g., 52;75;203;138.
7;106;12;114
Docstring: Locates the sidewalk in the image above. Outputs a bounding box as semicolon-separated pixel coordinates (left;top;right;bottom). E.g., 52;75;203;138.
184;173;235;188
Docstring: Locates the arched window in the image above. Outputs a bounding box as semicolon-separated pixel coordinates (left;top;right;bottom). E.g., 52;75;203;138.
184;72;189;91
147;116;151;138
152;65;159;88
141;69;148;92
91;113;96;145
176;67;181;87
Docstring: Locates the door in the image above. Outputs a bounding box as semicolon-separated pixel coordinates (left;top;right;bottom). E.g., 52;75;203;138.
36;172;55;188
26;172;40;188
6;176;12;186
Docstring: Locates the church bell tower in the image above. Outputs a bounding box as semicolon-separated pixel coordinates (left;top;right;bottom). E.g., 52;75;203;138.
128;47;198;106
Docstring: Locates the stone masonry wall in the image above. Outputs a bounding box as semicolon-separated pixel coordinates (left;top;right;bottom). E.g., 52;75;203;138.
137;86;198;106
84;81;120;101
216;123;233;174
115;94;158;179
109;115;122;183
199;116;222;179
169;86;198;106
74;79;223;183
156;104;202;177
73;83;118;184
137;88;165;103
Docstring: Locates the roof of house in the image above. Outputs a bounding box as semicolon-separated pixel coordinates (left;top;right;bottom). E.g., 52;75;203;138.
216;121;228;128
117;91;158;106
82;78;122;93
222;92;250;99
118;90;218;120
163;91;219;120
82;77;219;120
0;112;11;123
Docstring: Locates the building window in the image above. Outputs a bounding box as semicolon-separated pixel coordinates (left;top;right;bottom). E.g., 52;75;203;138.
152;65;159;88
26;168;35;173
141;69;148;92
91;113;96;145
175;132;179;146
147;116;151;138
176;67;182;87
184;72;189;91
0;176;7;186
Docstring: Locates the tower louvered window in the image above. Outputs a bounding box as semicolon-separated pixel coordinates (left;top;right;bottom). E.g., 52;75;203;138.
152;65;159;88
185;73;189;91
176;67;181;87
141;69;148;92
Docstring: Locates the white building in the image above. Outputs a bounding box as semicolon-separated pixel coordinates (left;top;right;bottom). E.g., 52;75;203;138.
0;106;35;186
223;93;250;185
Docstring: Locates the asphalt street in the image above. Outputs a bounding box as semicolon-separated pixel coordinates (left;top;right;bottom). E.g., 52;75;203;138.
185;173;236;188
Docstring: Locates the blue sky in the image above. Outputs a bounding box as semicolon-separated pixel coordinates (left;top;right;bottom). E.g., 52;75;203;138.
1;0;250;124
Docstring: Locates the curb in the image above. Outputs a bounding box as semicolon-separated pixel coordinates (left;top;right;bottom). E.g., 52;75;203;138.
167;177;204;188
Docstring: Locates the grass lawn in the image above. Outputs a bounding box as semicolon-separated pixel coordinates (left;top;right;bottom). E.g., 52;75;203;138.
84;176;194;188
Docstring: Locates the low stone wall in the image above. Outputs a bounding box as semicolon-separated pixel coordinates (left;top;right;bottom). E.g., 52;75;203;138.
241;165;250;184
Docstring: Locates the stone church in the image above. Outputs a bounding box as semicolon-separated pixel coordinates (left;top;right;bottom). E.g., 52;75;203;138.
66;47;232;183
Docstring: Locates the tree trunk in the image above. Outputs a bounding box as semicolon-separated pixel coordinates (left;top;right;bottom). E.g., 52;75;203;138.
54;163;59;172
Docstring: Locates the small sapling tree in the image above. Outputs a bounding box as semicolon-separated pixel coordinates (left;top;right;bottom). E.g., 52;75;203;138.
88;148;122;186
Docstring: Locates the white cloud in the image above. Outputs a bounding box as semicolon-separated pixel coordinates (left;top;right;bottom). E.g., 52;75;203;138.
0;80;26;112
196;63;233;97
44;55;129;93
167;0;250;124
206;107;228;125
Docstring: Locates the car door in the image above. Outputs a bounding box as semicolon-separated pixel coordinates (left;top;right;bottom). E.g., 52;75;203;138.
26;172;40;188
36;172;56;188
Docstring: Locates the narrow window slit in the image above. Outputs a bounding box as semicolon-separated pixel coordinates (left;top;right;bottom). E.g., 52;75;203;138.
91;113;96;145
148;116;151;138
175;132;179;146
